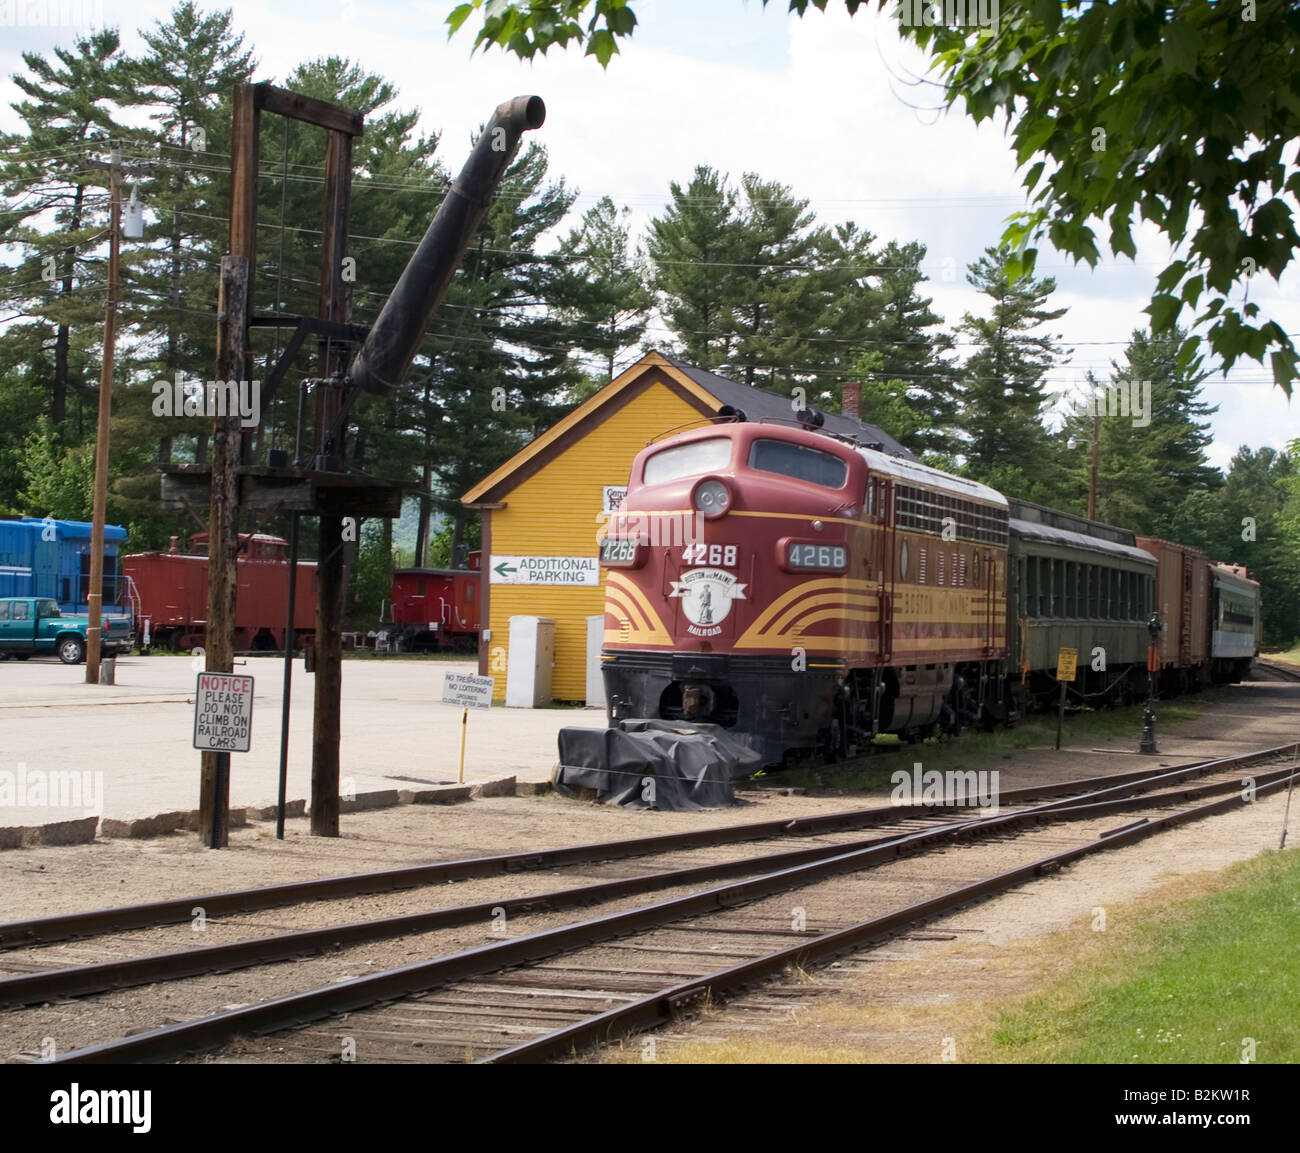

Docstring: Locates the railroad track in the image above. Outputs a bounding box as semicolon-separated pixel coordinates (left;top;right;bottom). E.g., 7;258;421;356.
1257;660;1300;683
4;742;1294;1065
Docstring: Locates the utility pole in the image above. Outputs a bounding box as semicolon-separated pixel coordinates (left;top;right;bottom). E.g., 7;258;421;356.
84;147;153;683
1087;410;1100;522
83;145;120;684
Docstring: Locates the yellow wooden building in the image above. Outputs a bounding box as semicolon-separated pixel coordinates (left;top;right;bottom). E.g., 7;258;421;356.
461;350;908;703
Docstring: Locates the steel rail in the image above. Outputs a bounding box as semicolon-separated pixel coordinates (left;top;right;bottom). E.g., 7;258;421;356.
1257;661;1300;683
5;759;1295;1009
5;743;1290;952
482;766;1300;1063
51;757;1298;1064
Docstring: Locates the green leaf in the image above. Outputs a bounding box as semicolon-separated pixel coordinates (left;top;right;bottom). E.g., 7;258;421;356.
1160;20;1201;75
1031;0;1060;35
446;3;476;36
607;5;636;36
1148;292;1182;332
1155;260;1187;293
586;28;617;67
1269;349;1296;396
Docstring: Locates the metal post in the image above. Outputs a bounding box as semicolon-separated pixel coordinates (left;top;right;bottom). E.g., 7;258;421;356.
1140;613;1161;755
1055;680;1066;751
276;511;300;839
85;145;121;684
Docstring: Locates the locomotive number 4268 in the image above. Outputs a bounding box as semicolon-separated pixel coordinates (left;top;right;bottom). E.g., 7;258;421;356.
683;543;738;567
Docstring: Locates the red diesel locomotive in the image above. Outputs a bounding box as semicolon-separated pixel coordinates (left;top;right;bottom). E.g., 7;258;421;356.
598;419;1014;764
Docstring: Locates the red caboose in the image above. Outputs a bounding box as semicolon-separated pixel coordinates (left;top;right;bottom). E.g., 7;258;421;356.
388;551;481;652
123;533;318;652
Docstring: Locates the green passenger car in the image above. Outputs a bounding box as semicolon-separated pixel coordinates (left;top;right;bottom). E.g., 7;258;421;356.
1006;500;1157;706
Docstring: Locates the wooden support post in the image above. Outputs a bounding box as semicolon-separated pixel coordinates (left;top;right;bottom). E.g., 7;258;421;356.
311;518;344;836
198;86;257;849
199;254;249;847
308;126;354;837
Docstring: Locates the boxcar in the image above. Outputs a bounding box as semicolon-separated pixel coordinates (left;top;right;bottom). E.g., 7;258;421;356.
1007;500;1157;705
123;533;317;652
1135;536;1209;691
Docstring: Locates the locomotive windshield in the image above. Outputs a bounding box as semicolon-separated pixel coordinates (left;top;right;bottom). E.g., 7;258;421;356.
643;437;731;485
748;439;847;489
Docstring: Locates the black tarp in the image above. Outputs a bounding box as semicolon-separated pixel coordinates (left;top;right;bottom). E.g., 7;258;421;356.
555;720;765;810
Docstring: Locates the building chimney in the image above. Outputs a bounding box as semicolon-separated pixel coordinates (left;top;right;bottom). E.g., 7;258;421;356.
841;381;862;421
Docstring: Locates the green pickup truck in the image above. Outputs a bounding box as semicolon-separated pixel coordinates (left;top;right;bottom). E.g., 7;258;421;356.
0;598;134;665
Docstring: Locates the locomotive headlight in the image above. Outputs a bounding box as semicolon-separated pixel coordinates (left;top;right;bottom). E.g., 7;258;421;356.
692;478;732;518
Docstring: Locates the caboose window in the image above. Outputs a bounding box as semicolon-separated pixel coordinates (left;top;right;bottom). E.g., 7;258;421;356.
643;438;731;486
748;440;847;489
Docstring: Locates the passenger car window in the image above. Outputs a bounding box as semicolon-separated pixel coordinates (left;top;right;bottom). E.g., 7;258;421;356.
12;601;29;620
0;602;9;620
643;438;731;486
748;439;847;488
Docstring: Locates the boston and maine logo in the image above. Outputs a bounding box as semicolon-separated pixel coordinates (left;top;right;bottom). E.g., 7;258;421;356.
669;568;747;637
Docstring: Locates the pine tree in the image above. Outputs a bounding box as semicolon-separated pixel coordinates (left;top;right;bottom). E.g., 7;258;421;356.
554;195;652;385
868;240;957;456
0;30;133;432
422;139;579;560
726;173;827;391
1060;327;1219;533
646;165;741;370
956;247;1068;495
123;2;256;470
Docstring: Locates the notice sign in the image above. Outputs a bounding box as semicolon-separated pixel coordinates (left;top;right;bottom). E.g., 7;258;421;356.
1056;647;1078;682
442;672;494;710
490;555;599;586
193;672;255;752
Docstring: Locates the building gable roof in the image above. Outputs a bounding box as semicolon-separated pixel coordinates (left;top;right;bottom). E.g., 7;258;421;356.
461;350;915;506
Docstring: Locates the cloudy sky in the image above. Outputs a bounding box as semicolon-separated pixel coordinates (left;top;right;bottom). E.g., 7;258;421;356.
3;0;1296;468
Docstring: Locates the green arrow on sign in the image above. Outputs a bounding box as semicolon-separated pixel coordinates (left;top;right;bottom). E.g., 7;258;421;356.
493;561;517;578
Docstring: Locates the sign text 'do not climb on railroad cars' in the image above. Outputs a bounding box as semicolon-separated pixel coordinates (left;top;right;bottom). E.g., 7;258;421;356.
193;672;254;753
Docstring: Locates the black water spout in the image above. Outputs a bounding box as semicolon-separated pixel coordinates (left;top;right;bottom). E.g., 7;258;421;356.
346;95;546;396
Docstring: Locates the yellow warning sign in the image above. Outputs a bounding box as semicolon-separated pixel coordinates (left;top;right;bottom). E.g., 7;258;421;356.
1057;647;1078;682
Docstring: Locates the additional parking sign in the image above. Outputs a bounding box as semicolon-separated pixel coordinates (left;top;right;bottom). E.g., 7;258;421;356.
193;672;255;752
